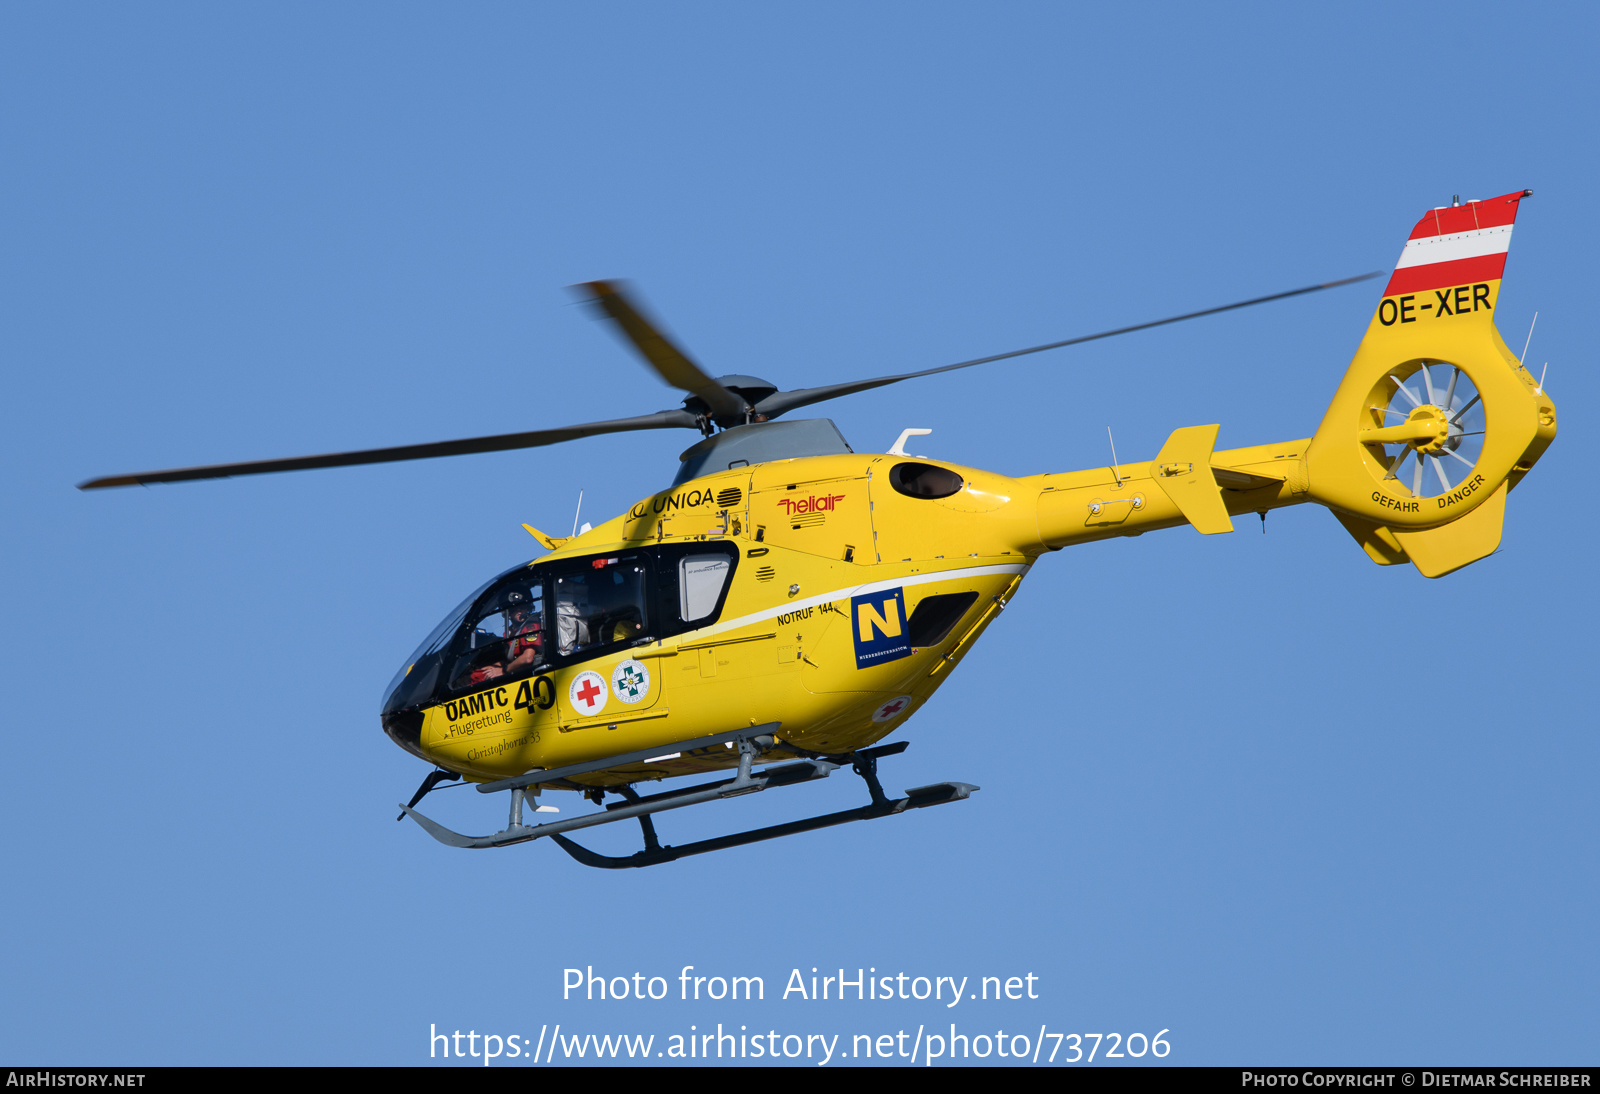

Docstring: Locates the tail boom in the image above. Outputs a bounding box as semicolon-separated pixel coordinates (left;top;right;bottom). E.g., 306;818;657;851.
1025;191;1555;579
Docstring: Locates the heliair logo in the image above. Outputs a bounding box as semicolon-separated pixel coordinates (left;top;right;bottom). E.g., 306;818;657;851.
852;587;910;669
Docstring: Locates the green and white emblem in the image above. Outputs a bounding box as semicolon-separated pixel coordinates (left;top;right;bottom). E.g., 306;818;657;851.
611;658;651;704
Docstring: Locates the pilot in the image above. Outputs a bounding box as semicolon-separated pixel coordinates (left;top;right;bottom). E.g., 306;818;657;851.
501;589;544;677
469;589;543;684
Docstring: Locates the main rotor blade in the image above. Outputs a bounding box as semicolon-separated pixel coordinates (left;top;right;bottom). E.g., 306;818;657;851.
573;280;748;421
77;409;701;490
753;272;1381;419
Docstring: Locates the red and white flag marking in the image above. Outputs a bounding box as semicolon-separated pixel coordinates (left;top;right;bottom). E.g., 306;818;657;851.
1383;189;1531;298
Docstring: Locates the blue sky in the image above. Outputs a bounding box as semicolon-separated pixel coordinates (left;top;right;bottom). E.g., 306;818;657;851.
2;2;1595;1066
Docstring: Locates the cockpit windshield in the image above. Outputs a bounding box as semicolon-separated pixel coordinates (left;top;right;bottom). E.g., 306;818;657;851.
380;572;500;707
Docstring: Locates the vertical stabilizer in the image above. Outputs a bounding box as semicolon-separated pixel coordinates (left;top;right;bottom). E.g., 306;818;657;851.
1304;191;1556;576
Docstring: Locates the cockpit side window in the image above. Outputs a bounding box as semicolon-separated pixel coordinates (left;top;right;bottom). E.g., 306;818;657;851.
444;578;548;693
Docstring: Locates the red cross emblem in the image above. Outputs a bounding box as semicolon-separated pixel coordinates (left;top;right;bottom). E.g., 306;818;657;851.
570;671;607;715
872;695;913;723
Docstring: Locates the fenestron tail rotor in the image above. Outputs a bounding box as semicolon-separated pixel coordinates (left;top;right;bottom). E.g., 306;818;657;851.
1363;360;1486;499
79;272;1378;490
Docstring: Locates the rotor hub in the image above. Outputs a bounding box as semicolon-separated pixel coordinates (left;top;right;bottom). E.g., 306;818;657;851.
681;375;780;428
1410;404;1450;456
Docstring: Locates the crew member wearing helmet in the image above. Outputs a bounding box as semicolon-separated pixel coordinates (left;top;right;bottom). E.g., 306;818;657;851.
501;588;544;678
468;588;544;684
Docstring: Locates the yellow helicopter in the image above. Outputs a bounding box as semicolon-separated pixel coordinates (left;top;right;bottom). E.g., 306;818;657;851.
81;190;1555;869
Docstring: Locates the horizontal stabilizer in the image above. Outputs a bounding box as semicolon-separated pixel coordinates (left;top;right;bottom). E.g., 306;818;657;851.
1152;425;1233;534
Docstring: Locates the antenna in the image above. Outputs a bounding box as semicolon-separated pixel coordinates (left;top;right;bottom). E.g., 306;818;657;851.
887;428;932;456
1107;427;1123;488
571;489;584;537
1519;312;1539;369
1537;362;1548;396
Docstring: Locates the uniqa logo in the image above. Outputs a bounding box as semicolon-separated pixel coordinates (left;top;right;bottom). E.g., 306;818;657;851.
629;487;718;520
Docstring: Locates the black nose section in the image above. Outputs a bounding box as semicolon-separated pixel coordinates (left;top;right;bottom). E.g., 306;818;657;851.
382;708;426;760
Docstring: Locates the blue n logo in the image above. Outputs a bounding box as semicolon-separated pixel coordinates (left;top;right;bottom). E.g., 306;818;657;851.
852;587;910;669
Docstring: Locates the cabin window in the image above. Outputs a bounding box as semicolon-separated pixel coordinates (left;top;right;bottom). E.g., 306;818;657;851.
552;557;650;657
648;541;740;636
907;591;979;647
889;462;964;499
679;554;732;621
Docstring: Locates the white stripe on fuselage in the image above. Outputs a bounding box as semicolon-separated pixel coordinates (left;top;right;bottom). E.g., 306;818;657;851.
668;561;1031;648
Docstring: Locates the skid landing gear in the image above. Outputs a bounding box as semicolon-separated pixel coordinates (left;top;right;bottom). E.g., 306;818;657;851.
398;725;977;869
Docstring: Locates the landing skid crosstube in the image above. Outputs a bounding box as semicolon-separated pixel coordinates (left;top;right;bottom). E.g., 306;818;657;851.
397;724;977;869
